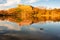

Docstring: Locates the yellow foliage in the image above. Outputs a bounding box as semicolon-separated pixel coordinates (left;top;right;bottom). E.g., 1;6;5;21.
0;4;60;25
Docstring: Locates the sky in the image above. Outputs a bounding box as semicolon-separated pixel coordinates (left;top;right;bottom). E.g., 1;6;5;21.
0;0;60;10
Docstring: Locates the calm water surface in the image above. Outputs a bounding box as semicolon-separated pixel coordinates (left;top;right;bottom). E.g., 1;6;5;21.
0;21;60;40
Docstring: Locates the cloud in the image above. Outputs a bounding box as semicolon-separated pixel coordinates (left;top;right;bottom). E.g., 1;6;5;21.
24;0;49;3
0;0;20;6
21;0;39;4
27;0;39;3
0;0;49;10
0;0;20;10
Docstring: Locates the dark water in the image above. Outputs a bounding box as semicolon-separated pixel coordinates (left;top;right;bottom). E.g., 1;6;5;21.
0;21;60;40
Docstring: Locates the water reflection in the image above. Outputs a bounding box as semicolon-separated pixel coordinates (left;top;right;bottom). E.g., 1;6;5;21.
0;20;20;30
0;20;60;40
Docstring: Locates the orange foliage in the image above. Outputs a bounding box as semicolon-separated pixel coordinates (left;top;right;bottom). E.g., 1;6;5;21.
0;4;60;25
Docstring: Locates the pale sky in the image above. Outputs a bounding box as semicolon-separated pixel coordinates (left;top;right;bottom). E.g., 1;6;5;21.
0;0;60;10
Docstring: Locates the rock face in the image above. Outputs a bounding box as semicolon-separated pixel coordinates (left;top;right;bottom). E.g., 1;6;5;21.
0;4;60;26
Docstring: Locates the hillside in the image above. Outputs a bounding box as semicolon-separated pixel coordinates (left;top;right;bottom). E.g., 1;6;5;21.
0;4;60;26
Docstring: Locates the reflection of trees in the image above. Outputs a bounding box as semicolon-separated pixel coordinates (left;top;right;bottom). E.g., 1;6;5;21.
0;5;60;25
0;8;22;22
0;10;8;20
49;16;51;20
